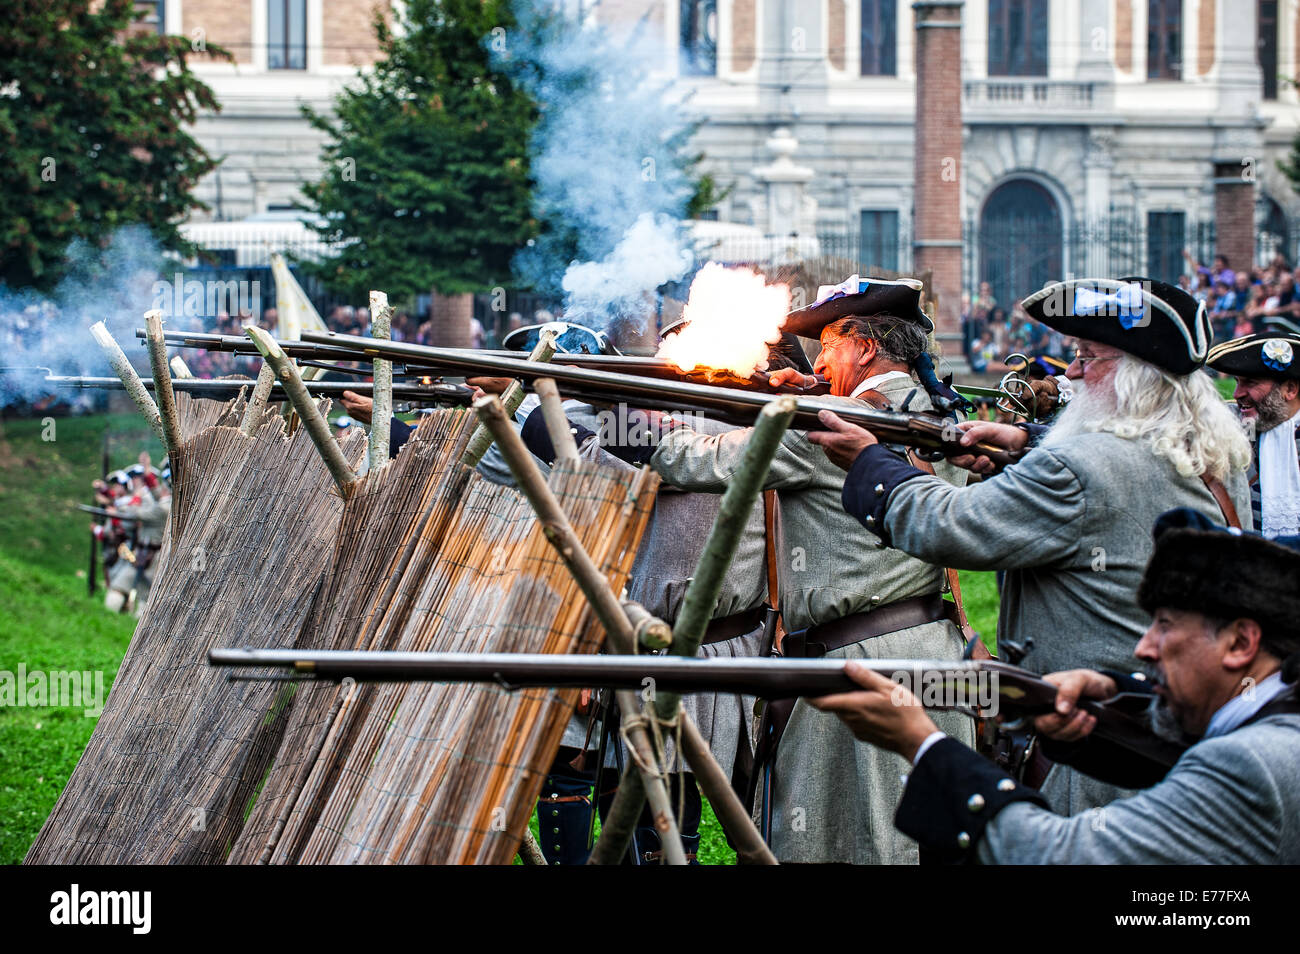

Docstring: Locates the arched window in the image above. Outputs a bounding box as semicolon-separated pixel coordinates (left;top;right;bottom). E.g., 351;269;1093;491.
977;179;1063;310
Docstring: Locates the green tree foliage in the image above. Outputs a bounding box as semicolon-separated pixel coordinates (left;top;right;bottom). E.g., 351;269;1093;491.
0;0;226;291
300;0;537;301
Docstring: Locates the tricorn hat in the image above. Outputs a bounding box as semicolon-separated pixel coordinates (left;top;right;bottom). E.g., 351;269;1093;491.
1020;276;1211;374
503;321;620;356
782;275;934;339
1207;332;1300;382
1138;508;1300;659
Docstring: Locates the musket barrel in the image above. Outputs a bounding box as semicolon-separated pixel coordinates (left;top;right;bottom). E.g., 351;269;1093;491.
46;375;473;406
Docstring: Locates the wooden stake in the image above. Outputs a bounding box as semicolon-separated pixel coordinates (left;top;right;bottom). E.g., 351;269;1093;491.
240;362;277;437
90;321;163;441
462;332;557;468
517;829;547;866
599;398;795;866
368;290;394;469
247;326;356;493
143;310;184;461
473;394;687;865
533;377;580;463
170;356;194;379
622;599;673;651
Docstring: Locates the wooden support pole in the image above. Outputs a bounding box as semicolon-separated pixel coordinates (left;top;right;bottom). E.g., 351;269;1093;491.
657;397;795;719
622;599;673;651
90;322;163;441
247;326;356;493
462;331;557;468
472;394;686;866
143;310;183;461
368;290;394;469
169;356;194;379
533;377;580;463
517;829;548;866
598;399;795;865
240;362;277;437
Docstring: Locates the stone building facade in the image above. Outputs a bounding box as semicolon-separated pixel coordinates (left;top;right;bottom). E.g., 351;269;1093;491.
168;1;1300;332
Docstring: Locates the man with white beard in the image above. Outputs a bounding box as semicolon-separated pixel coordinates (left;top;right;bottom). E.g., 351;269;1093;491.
1208;332;1300;537
807;277;1253;814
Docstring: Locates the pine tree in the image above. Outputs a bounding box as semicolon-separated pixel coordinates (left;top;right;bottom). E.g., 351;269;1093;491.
0;0;226;291
300;0;537;305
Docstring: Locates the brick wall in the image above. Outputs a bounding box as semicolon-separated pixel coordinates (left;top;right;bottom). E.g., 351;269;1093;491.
184;0;252;65
323;0;387;67
1214;162;1255;277
427;291;475;349
827;0;846;70
912;1;963;338
1115;0;1132;73
732;0;755;71
1198;0;1216;75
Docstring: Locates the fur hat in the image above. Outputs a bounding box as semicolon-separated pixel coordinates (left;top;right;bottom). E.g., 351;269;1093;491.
1021;276;1211;374
1138;509;1300;671
1207;332;1300;382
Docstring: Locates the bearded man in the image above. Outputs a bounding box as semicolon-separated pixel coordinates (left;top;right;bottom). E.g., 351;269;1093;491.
808;508;1300;864
1208;332;1300;537
808;277;1252;814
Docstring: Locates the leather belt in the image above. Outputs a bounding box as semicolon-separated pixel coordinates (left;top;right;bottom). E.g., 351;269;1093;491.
701;606;766;645
781;594;946;659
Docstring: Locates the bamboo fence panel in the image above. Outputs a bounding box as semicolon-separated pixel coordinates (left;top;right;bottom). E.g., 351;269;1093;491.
241;418;657;865
25;402;365;864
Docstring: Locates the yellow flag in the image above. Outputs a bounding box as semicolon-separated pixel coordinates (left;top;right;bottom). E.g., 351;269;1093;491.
270;253;332;381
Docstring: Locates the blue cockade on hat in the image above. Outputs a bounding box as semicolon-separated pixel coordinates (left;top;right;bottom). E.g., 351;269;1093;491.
1072;283;1147;329
1263;339;1295;372
813;274;869;307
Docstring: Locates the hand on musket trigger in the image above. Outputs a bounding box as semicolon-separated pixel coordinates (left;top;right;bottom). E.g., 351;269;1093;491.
808;661;940;761
947;420;1029;475
339;390;373;424
1029;669;1118;742
806;409;878;471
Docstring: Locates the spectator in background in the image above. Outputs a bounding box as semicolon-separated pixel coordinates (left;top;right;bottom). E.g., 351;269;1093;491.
260;307;278;334
1183;249;1235;288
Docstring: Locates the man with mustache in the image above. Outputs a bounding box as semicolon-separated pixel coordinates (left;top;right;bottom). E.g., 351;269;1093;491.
808;508;1300;863
807;277;1253;815
1208;332;1300;537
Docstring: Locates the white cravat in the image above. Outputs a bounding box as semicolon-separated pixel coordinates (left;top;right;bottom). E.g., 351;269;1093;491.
1259;409;1300;538
849;370;913;400
1203;672;1290;740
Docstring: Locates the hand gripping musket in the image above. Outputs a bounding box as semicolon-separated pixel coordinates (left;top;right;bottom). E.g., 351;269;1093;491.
209;649;1186;773
42;374;475;407
295;330;1026;467
134;328;830;395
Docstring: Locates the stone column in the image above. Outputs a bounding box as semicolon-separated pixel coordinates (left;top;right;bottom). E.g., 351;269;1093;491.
912;0;964;340
1213;161;1256;274
752;128;817;238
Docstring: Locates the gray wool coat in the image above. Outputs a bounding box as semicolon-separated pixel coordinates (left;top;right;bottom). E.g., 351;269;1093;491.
977;709;1300;863
877;429;1251;813
652;373;975;864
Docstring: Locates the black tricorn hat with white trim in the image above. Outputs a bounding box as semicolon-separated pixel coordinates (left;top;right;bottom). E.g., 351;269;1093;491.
782;275;934;338
1207;332;1300;382
1020;276;1211;374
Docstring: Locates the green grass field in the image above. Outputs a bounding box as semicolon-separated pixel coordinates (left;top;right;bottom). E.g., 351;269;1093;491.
0;410;1000;865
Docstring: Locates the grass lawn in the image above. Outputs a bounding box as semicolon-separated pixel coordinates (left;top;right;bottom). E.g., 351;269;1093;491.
0;410;1001;866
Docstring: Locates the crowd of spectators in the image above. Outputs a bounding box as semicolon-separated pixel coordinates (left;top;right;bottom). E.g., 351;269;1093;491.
961;247;1300;376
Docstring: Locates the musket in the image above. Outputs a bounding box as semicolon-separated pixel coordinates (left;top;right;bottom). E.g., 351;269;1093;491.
133;329;828;394
299;330;1025;467
208;649;1186;772
78;504;140;523
43;375;475;407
